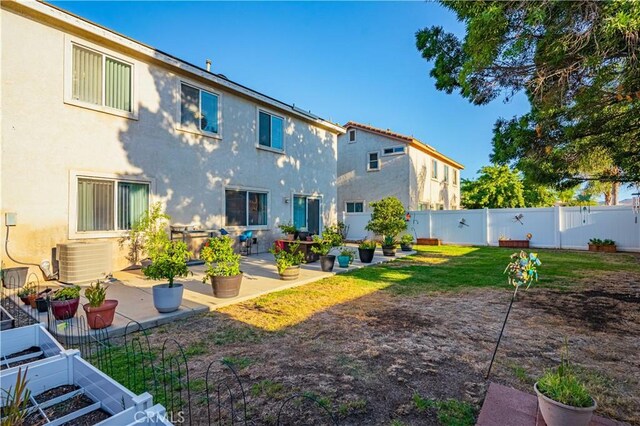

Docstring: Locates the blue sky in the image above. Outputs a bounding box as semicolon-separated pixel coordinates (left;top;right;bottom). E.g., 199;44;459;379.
51;1;531;182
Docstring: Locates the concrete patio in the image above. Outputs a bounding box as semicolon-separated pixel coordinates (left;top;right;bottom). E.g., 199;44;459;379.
9;247;414;338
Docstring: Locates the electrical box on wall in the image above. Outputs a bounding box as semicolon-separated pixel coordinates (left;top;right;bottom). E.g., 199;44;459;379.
5;213;17;226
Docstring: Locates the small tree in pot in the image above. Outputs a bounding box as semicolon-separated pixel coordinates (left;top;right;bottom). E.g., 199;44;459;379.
201;236;243;298
50;286;81;320
271;241;306;280
83;280;118;329
365;197;407;257
143;240;192;313
358;240;377;263
121;202;170;268
311;227;343;272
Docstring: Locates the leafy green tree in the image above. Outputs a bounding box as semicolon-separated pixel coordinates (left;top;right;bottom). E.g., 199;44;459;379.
416;1;640;186
461;165;525;209
365;197;407;240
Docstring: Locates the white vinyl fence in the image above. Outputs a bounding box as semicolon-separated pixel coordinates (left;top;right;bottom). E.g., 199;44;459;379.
341;206;640;252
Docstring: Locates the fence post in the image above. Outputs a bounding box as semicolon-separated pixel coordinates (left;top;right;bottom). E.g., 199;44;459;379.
428;210;433;238
554;205;561;249
483;208;490;246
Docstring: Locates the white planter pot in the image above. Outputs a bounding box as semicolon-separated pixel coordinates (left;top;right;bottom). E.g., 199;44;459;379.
534;382;597;426
152;283;184;313
0;324;65;370
0;350;157;425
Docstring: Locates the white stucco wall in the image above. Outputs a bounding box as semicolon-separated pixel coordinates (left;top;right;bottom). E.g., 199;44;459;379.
0;7;339;271
337;129;410;212
408;146;461;210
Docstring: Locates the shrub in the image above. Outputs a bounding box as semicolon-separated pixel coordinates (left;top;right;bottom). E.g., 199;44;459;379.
85;280;107;307
589;238;615;246
365;197;407;240
270;242;305;274
121;202;170;264
201;236;241;279
278;222;297;235
358;240;377;250
537;343;593;408
339;247;356;263
400;234;414;245
143;241;192;287
382;235;398;248
50;285;80;301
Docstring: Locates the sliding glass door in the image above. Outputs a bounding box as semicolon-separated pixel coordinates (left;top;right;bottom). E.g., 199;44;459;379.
293;195;321;235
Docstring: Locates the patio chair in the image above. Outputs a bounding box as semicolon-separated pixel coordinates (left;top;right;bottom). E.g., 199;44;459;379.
239;231;256;255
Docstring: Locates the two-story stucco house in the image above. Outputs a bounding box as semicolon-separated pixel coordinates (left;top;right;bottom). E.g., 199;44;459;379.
337;122;463;213
0;0;344;274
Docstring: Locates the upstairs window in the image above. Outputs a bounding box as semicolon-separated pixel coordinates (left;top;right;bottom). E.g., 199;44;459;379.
382;146;406;156
71;44;132;113
346;202;364;213
258;111;284;150
453;169;458;185
444;165;449;182
348;129;357;143
367;152;380;171
180;83;219;135
432;159;438;179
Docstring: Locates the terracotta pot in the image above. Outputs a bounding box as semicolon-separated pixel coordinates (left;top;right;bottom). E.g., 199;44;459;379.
534;382;596;426
83;300;118;329
382;246;396;257
320;255;336;272
27;294;37;308
50;298;80;320
358;248;375;263
279;266;300;281
284;234;295;241
210;273;243;298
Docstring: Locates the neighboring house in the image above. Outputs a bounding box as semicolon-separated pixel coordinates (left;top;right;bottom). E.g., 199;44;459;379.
337;122;463;213
0;1;344;273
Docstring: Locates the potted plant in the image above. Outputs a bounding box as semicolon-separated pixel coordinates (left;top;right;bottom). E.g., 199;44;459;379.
534;343;597;426
270;242;306;280
311;229;343;272
49;286;81;320
337;247;355;268
365;197;407;257
400;234;414;251
278;222;297;241
17;283;37;305
201;235;243;298
143;240;192;313
588;238;616;253
358;240;377;263
82;280;118;329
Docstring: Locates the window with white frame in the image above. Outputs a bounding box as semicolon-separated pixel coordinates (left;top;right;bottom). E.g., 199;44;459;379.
225;189;268;227
76;177;149;232
382;146;406;156
180;82;219;135
453;169;458;185
348;129;357;143
443;165;449;182
258;111;284;150
431;159;438;179
367;152;380;171
71;44;133;112
345;201;364;213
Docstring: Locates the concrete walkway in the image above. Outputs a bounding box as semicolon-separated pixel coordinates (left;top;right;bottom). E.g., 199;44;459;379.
9;247;414;338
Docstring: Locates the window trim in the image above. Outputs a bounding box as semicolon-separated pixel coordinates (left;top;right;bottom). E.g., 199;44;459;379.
348;129;357;143
431;159;438;180
345;201;365;213
367;151;380;172
256;108;286;153
68;171;153;239
452;169;458;186
223;186;270;230
63;36;138;120
443;164;450;183
291;192;323;234
381;146;406;156
176;79;223;139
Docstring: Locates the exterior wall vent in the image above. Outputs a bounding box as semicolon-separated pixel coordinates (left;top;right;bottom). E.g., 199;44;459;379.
56;242;112;284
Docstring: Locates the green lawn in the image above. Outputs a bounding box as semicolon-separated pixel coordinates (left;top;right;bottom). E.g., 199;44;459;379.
220;245;638;331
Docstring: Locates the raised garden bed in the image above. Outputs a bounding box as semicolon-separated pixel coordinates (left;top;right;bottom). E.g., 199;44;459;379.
498;240;529;248
0;351;157;425
0;324;64;370
417;238;441;246
0;306;15;330
588;243;617;253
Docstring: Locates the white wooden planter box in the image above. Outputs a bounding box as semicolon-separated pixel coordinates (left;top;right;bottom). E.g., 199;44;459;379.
0;350;163;425
0;324;65;369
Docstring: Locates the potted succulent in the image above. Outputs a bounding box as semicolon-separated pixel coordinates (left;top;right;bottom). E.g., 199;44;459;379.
337;247;355;268
270;241;306;280
400;234;414;251
82;280;118;329
17;284;37;305
201;235;243;298
49;286;81;320
358;240;377;264
278;222;297;241
143;240;192;313
311;229;343;272
534;343;597;426
365;197;407;257
588;238;616;253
